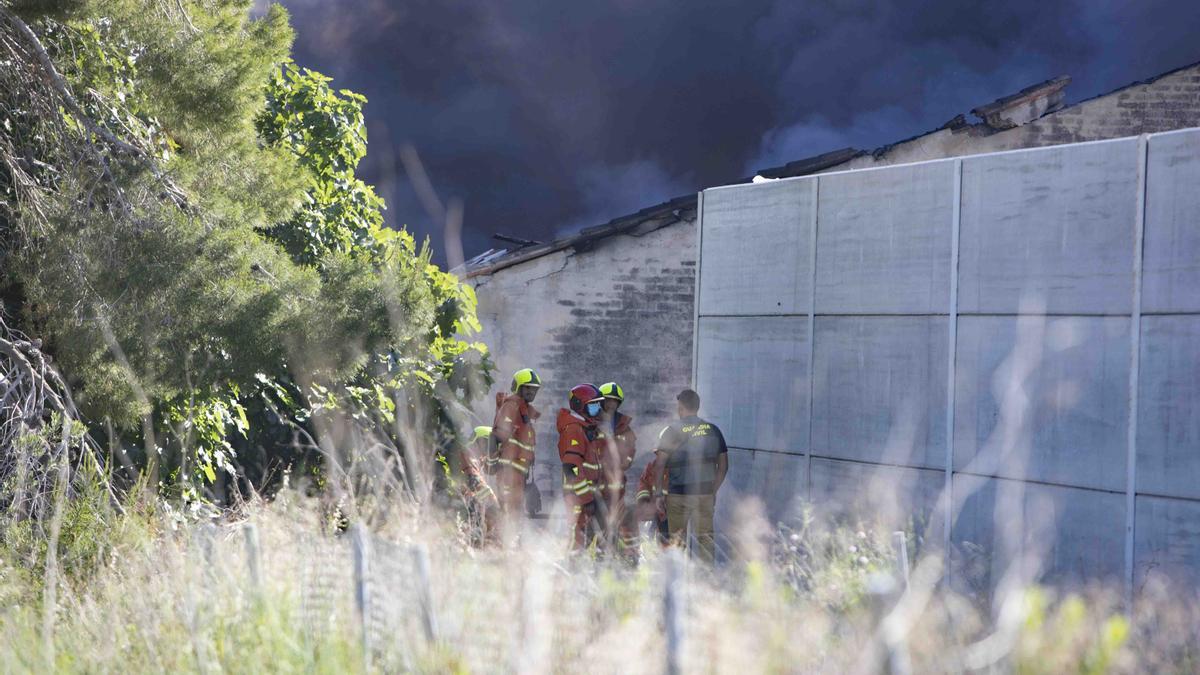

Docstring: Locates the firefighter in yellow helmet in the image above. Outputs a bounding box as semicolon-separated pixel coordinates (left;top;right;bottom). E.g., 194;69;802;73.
436;425;499;545
597;381;640;560
489;368;541;526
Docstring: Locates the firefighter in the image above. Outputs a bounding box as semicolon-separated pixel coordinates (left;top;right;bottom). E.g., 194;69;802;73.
557;383;605;551
435;426;499;545
597;381;639;558
490;368;541;529
633;458;670;546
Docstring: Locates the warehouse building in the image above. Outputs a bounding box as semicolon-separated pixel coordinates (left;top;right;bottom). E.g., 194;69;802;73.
463;62;1200;564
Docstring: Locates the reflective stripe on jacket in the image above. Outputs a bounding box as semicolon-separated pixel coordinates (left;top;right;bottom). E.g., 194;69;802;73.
601;413;637;494
492;392;538;475
635;460;668;502
557;408;602;505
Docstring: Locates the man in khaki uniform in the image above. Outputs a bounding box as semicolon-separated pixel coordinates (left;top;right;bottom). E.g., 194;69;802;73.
650;389;728;563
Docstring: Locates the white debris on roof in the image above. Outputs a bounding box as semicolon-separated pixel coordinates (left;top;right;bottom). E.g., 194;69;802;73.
463;247;510;270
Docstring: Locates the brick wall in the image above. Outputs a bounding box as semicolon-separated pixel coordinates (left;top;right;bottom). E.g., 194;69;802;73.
468;216;697;500
825;63;1200;173
1016;66;1200;145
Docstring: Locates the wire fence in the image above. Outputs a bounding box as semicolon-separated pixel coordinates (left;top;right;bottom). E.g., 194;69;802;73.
184;516;920;674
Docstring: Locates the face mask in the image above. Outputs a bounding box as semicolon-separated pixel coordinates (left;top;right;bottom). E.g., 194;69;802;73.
586;402;602;417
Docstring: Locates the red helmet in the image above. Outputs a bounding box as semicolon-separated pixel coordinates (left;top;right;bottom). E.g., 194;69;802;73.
568;383;603;417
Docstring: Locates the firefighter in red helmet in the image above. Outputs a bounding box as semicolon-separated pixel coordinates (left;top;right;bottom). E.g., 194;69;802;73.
557;383;606;551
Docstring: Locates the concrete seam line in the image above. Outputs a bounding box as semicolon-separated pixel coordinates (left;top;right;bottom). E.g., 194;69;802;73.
691;190;704;391
805;177;820;500
1124;133;1149;610
944;158;963;581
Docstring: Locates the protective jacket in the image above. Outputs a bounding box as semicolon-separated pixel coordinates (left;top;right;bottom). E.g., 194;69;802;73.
433;440;497;545
457;441;494;502
556;408;602;506
437;442;493;501
634;460;670;546
602;412;637;498
491;393;538;514
491;393;538;477
634;460;668;504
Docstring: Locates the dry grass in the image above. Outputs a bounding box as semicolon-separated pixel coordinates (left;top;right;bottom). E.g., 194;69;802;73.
0;487;1195;675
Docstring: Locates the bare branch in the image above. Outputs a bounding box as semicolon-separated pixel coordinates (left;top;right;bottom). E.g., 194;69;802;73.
0;315;121;522
0;7;191;211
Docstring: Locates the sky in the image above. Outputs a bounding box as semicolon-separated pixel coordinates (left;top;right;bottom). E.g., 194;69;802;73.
274;0;1200;264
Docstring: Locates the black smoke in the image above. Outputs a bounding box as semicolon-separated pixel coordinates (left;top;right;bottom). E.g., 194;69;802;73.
275;0;1200;263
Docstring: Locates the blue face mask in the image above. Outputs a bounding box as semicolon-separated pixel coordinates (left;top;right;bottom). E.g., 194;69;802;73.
586;401;602;417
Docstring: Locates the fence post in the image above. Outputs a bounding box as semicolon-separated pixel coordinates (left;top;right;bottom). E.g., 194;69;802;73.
351;524;372;662
187;523;217;673
664;550;686;675
193;522;215;567
892;531;910;590
685;520;693;559
866;573;912;675
410;543;439;644
243;522;262;594
192;522;218;590
516;563;549;675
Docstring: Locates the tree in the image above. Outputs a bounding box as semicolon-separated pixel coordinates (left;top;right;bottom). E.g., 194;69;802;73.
0;0;490;501
251;60;492;505
256;62;385;266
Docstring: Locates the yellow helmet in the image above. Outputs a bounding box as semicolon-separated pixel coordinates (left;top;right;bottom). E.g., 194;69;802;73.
511;368;541;392
599;381;624;403
472;426;492;442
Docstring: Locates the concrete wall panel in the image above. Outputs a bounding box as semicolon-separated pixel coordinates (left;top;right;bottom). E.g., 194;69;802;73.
1137;315;1200;499
949;474;1006;599
1024;484;1125;586
809;458;944;536
698;179;815;316
811;316;948;469
1143;129;1200;313
815;161;955;313
714;447;759;532
717;449;808;526
954;316;1130;491
695;316;809;452
695;129;1200;589
1134;495;1200;589
951;475;1125;593
958;139;1138;313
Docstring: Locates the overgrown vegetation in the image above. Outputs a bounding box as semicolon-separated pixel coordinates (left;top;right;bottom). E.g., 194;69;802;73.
0;5;493;659
2;3;1196;673
0;494;1190;674
0;0;488;507
0;5;505;668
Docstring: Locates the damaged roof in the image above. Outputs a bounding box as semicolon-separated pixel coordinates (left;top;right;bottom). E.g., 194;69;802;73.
462;193;699;277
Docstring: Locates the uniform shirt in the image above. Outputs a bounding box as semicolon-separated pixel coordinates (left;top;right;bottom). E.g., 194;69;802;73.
655;415;728;495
